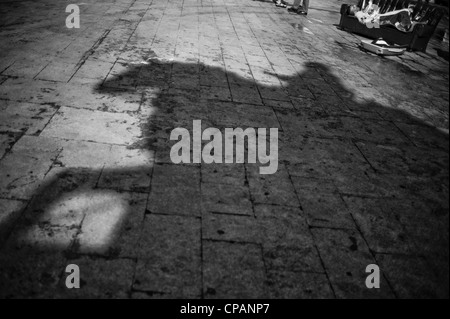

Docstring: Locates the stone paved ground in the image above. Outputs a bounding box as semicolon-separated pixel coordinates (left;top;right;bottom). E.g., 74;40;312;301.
0;0;448;299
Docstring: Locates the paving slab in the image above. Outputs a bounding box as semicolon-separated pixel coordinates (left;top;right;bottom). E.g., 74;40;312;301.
203;241;266;299
0;0;448;299
40;106;141;145
266;270;334;299
312;227;396;299
61;256;136;298
134;214;201;298
376;254;448;299
0;136;62;200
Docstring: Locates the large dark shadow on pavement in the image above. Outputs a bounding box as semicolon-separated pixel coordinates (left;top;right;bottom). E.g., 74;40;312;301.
0;57;448;298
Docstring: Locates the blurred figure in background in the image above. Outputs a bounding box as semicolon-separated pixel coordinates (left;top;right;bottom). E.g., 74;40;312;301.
274;0;288;8
287;0;309;15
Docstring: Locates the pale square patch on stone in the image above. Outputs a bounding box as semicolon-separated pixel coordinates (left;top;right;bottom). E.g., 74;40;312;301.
77;191;147;256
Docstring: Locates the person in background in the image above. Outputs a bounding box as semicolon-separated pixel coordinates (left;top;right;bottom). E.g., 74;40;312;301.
274;0;288;8
287;0;309;15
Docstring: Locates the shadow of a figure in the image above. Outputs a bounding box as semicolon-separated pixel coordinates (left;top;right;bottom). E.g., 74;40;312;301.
0;57;448;299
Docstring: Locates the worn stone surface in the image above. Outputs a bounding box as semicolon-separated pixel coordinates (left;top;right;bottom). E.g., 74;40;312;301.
0;0;448;299
0;100;59;135
202;182;253;215
76;191;147;257
203;241;266;299
312;227;396;299
376;254;449;299
57;140;113;169
40;106;141;145
266;270;334;299
147;164;201;216
61;256;136;298
0;132;21;159
292;176;356;229
134;215;201;298
98;146;154;192
0;136;62;200
0;249;68;299
342;196;415;255
202;213;259;243
0;198;26;243
201;163;246;186
247;164;299;206
257;205;324;273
